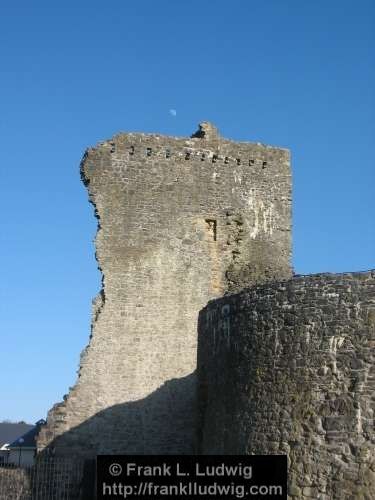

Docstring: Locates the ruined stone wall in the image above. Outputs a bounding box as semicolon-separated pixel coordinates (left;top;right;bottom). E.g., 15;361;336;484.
197;271;375;499
37;123;291;456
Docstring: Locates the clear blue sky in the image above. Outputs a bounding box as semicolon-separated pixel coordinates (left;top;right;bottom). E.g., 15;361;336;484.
1;1;374;423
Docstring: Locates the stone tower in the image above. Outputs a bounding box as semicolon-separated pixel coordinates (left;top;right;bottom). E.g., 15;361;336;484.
38;123;292;456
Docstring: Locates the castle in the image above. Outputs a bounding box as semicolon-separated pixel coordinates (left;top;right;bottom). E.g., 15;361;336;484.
37;123;374;499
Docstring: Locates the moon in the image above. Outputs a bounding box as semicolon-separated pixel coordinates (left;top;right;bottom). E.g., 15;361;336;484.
169;109;177;117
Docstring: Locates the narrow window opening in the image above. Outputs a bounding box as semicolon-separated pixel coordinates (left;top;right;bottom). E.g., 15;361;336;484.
249;159;255;165
146;147;152;157
129;146;135;155
236;158;241;165
166;149;171;158
201;153;206;161
205;219;217;241
262;161;267;168
185;151;191;160
212;154;218;163
224;157;229;164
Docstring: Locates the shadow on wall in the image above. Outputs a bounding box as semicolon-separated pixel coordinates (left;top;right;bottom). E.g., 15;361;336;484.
19;374;198;498
39;372;197;459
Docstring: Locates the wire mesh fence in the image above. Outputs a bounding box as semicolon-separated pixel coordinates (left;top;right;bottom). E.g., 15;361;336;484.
0;457;87;500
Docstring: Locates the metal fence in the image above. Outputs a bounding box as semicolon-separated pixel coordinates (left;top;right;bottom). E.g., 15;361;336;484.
0;458;87;500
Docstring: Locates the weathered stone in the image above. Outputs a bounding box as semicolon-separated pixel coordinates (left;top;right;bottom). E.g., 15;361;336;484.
35;121;374;499
198;271;375;499
37;123;292;456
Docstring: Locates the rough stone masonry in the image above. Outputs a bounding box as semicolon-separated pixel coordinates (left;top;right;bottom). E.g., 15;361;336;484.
198;271;375;499
37;122;292;455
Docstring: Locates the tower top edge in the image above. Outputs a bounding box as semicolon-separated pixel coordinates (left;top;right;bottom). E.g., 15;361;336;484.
88;123;290;154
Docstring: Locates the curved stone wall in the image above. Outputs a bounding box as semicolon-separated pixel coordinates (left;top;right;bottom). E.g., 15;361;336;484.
198;271;375;499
